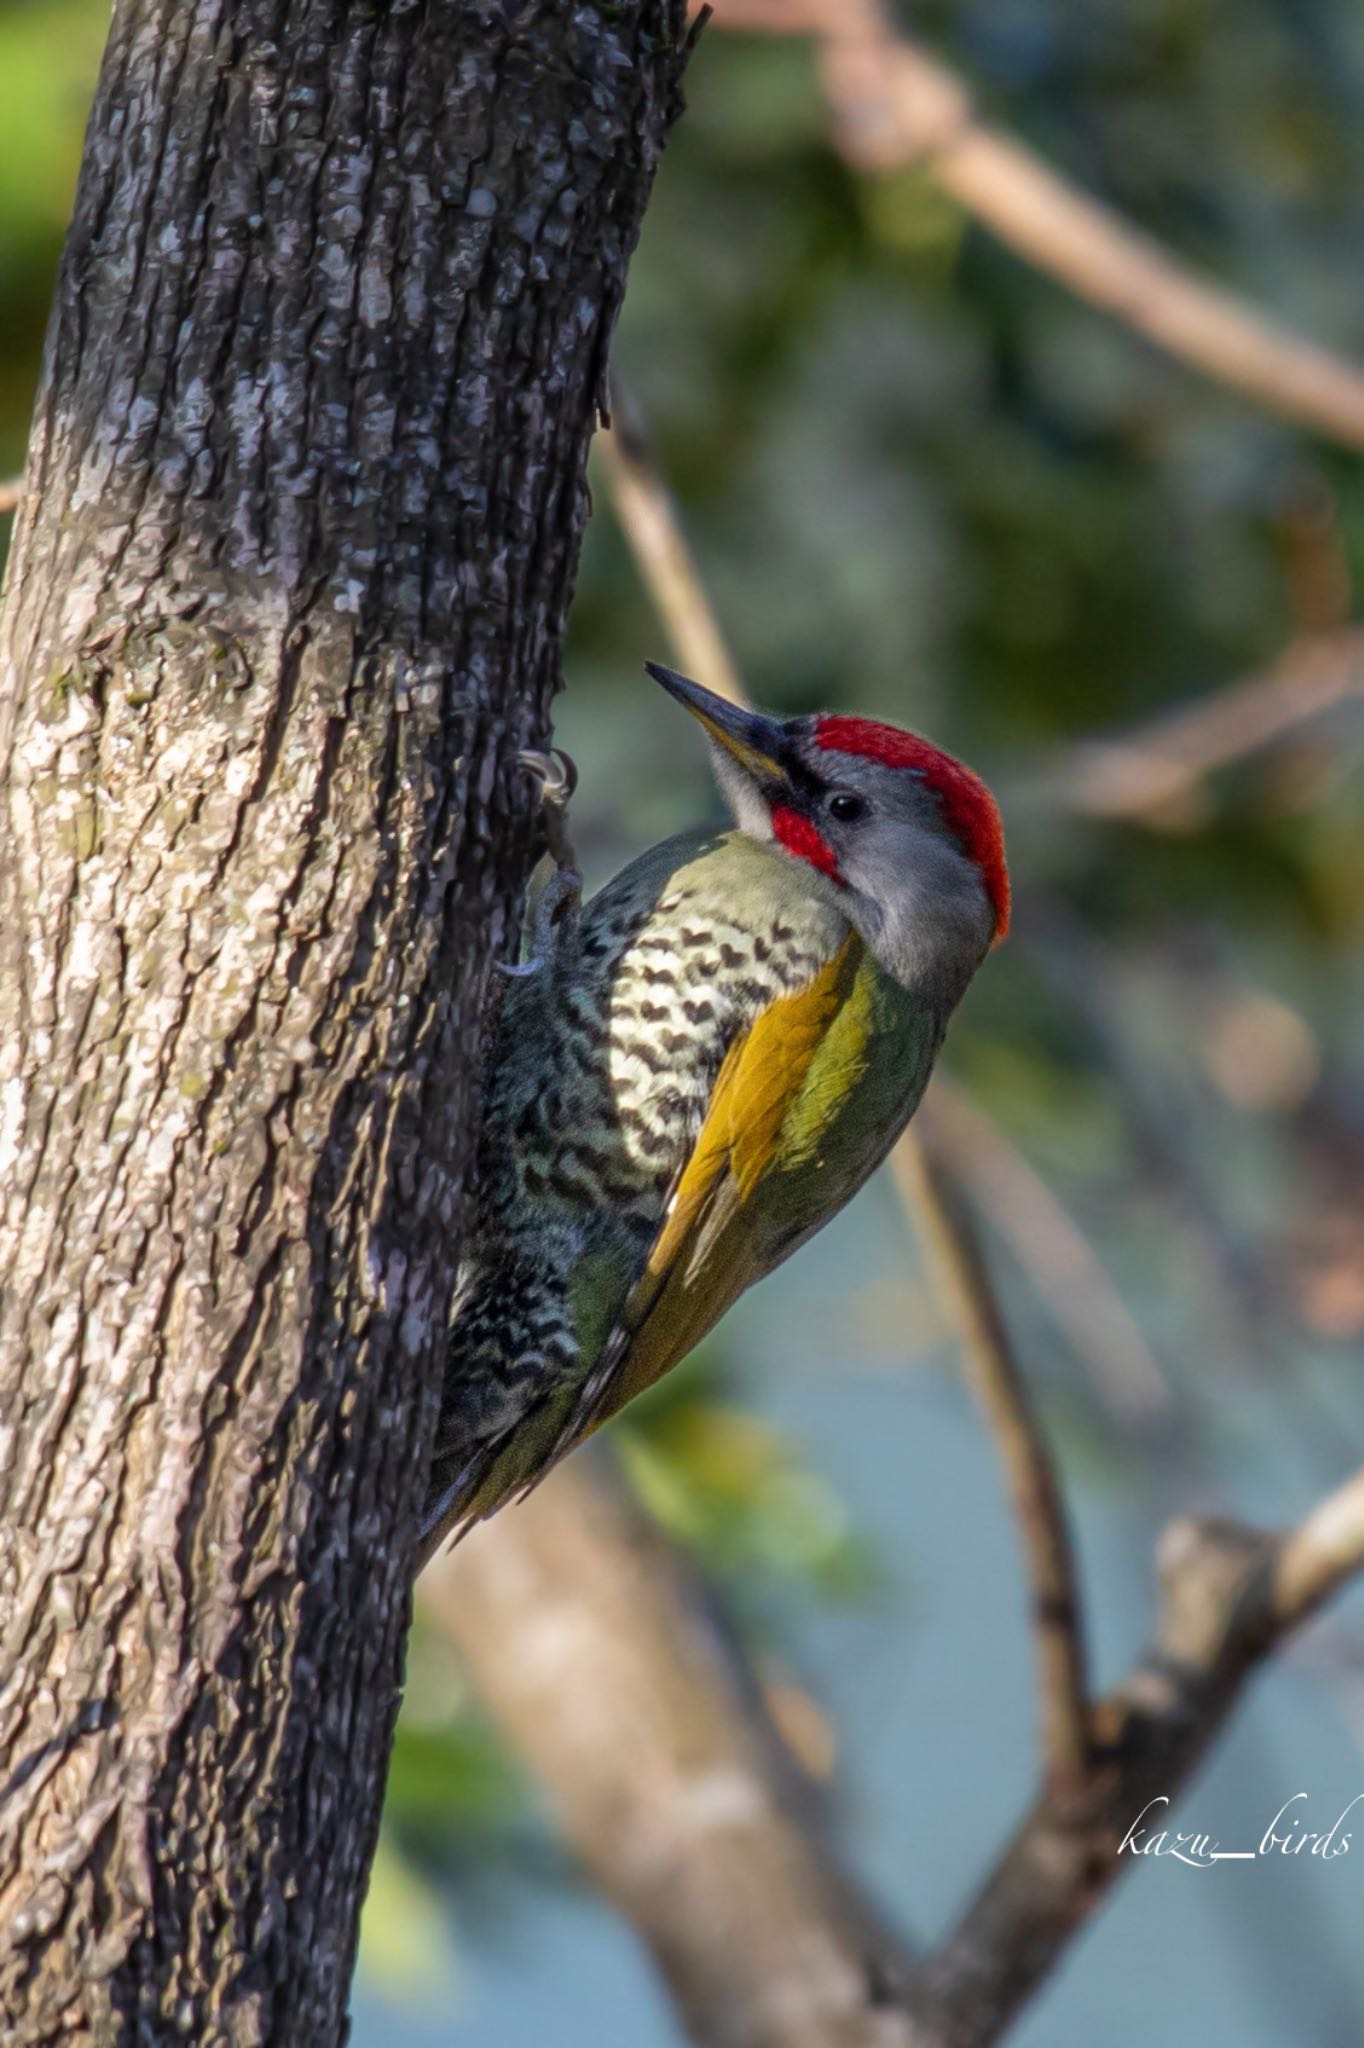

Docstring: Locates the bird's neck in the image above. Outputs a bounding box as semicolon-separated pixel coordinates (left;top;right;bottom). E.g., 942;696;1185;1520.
840;845;992;1012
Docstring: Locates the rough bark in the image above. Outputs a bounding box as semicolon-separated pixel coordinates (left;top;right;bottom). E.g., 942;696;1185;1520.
0;3;687;2041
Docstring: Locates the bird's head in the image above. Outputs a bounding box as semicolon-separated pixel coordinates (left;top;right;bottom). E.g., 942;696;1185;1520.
649;661;1008;996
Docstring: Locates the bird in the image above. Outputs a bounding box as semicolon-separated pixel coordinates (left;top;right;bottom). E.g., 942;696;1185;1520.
416;663;1008;1565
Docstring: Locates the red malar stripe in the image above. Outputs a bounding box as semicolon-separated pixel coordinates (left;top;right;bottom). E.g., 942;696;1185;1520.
771;803;843;883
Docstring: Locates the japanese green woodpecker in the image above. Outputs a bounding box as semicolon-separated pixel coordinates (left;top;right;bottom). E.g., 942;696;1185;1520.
417;665;1009;1564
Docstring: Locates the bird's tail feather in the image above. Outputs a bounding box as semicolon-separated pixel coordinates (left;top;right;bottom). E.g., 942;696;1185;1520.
413;1373;591;1573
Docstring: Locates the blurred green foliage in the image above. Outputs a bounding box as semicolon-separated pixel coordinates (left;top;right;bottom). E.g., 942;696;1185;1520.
4;1;1364;2034
0;0;106;472
615;1365;880;1598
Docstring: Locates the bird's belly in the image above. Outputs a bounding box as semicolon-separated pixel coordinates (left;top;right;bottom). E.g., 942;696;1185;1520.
599;896;841;1206
496;882;845;1241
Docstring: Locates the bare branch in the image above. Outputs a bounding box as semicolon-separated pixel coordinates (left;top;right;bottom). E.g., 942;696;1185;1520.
1273;1466;1364;1630
917;1078;1171;1426
597;386;747;705
700;0;1364;451
921;1483;1364;2044
891;1135;1091;1784
1017;628;1364;822
426;1451;1364;2048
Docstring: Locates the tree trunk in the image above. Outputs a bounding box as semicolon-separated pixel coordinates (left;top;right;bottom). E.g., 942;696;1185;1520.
0;3;687;2041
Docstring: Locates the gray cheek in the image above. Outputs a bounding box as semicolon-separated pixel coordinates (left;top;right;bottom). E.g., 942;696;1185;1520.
842;833;994;998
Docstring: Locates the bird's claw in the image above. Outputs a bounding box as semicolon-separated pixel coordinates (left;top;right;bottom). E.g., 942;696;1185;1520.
517;747;578;876
517;747;578;810
498;746;582;978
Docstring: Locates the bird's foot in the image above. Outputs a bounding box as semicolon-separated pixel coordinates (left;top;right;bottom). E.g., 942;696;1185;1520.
518;748;579;845
498;748;582;979
499;863;582;979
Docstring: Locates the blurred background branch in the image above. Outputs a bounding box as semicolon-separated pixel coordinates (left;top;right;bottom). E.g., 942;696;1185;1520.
699;0;1364;450
598;388;745;706
913;1078;1171;1429
425;1455;1364;2048
1020;628;1364;823
889;1139;1089;1785
422;1458;922;2048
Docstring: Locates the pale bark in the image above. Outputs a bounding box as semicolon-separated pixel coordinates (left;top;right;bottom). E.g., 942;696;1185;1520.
0;3;687;2041
423;1458;921;2048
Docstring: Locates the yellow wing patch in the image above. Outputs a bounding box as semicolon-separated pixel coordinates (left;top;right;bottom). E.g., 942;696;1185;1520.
566;933;863;1439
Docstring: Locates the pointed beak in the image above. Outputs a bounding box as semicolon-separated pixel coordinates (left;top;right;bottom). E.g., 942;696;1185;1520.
645;662;791;791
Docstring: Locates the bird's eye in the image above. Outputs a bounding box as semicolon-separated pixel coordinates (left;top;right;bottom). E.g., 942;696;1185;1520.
827;791;868;824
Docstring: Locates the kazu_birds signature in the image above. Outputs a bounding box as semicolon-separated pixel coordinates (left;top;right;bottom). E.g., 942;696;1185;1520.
416;663;1010;1565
